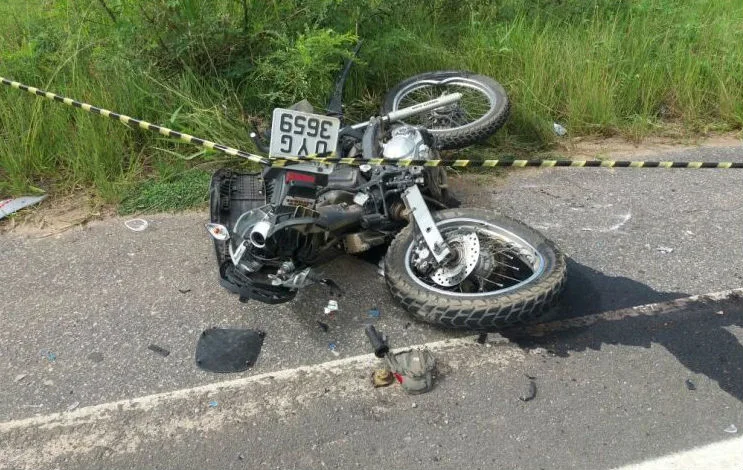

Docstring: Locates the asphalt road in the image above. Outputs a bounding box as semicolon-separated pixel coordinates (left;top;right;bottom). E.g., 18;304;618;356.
2;143;743;468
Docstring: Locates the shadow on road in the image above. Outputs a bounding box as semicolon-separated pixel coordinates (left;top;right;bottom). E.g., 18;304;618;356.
510;259;743;401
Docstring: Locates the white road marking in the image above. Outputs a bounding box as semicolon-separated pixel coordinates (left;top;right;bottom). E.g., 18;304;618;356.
0;335;485;433
612;437;743;470
2;287;742;468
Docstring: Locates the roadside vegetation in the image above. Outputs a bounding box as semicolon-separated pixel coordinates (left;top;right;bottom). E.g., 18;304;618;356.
1;0;741;211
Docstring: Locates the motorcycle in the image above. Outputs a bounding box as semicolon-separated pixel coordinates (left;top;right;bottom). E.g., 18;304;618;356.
206;55;567;330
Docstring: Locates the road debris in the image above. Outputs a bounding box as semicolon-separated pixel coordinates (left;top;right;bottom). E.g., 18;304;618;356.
724;424;738;434
715;310;725;315
0;195;47;220
371;369;395;388
324;300;339;315
657;246;674;254
685;379;696;391
66;401;80;412
519;380;538;402
476;333;488;344
124;218;149;232
148;344;171;357
367;307;381;318
553;122;567;136
317;321;329;332
40;350;56;362
14;374;27;383
365;325;435;394
208;400;219;408
178;288;191;294
195;328;265;373
328;342;340;357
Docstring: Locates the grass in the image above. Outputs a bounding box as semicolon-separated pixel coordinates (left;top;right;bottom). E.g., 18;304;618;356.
1;0;742;211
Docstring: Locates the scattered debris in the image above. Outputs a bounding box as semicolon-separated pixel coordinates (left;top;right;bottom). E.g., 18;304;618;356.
724;424;738;434
377;258;385;277
403;322;411;330
476;333;488;344
66;401;80;412
367;307;380;319
40;350;56;362
195;328;265;373
317;321;329;332
525;373;536;380
657;246;674;254
580;228;594;232
685;379;696;391
519;380;537;402
372;369;395;388
365;325;435;395
411;402;418;408
324;300;339;315
14;374;27;383
87;352;104;363
552;122;567;137
43;379;54;386
0;195;47;220
124;218;149;232
328;342;340;357
238;454;245;461
715;310;725;316
148;344;171;357
178;288;191;294
208;400;219;408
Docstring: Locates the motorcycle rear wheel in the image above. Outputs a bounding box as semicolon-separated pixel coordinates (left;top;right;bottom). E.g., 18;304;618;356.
381;71;509;150
385;208;566;330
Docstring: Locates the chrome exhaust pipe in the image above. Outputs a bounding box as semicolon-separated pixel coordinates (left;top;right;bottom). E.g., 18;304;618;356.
250;220;272;248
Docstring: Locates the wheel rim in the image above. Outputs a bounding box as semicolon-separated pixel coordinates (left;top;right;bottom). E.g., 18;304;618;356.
391;77;498;134
404;218;545;297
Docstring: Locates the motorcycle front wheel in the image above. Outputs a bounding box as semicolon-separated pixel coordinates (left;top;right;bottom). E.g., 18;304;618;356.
385;209;566;330
381;71;510;150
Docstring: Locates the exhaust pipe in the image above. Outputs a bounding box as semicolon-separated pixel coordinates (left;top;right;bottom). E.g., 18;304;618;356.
250;220;272;248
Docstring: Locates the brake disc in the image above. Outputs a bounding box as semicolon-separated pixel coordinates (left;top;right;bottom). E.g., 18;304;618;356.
429;231;480;287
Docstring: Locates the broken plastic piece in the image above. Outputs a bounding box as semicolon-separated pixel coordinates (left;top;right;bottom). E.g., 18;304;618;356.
208;400;218;408
368;307;380;318
685;379;696;391
124;218;149;232
657;246;674;254
195;328;265;373
148;344;170;357
67;401;80;412
519;380;537;402
0;195;47;220
552;122;567;136
724;424;738;434
324;300;339;315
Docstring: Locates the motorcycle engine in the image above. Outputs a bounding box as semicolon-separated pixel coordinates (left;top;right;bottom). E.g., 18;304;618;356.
382;125;433;160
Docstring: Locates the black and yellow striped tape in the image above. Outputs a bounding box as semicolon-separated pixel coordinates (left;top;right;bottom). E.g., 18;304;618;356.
0;76;269;166
3;76;742;170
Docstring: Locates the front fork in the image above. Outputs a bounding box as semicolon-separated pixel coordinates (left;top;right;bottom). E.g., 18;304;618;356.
401;185;451;264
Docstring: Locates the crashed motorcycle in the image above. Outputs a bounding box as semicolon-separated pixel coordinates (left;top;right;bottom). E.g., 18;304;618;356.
206;68;567;330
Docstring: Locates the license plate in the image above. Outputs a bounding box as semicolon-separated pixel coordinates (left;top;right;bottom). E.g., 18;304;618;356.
269;109;340;158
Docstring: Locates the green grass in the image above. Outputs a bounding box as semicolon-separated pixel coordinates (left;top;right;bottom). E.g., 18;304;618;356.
1;0;742;211
118;170;211;215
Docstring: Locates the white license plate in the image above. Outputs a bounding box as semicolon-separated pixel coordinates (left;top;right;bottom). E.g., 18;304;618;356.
269;108;340;158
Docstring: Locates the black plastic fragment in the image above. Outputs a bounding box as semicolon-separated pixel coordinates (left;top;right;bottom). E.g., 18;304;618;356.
195;328;265;373
685;379;696;391
148;344;170;357
317;321;329;332
476;333;488;344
